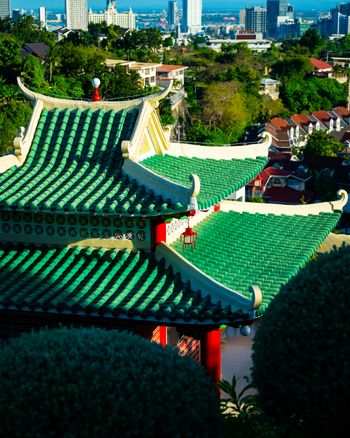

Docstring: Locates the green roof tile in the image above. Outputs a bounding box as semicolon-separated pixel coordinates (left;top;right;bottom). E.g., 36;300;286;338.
171;210;340;314
142;154;268;209
0;108;186;216
0;243;249;325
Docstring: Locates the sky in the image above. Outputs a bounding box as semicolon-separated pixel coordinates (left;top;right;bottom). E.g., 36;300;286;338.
11;0;338;12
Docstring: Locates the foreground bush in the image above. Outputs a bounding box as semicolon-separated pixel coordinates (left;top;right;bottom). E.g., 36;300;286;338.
0;327;221;438
252;245;350;437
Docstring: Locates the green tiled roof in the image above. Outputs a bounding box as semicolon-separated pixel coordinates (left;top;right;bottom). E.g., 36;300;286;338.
171;210;340;314
0;243;248;325
141;155;268;209
0;108;184;216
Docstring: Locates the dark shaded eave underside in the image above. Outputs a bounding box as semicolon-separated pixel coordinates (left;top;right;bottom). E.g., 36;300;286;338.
0;305;252;328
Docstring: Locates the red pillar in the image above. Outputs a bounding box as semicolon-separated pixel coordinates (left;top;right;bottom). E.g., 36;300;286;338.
153;219;166;248
201;329;221;384
159;326;167;346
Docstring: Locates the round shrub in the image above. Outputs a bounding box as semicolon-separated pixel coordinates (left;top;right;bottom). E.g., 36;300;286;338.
0;327;221;438
252;245;350;437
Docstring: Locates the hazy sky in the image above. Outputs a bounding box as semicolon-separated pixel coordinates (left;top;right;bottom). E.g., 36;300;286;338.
11;0;337;12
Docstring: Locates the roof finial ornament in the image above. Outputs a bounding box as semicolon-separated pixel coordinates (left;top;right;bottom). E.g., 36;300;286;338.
91;77;101;102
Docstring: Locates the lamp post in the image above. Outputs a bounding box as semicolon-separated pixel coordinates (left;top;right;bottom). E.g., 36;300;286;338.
91;77;101;102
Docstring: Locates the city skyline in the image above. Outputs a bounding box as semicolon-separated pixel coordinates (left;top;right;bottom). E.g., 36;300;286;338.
10;0;338;12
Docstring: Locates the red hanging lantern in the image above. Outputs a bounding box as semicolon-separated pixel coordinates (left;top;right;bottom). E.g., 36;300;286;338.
181;219;198;251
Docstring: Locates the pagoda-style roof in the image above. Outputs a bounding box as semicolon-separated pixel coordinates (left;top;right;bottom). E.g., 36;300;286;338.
0;107;184;216
168;205;342;314
0;78;271;216
0;243;251;326
141;155;267;210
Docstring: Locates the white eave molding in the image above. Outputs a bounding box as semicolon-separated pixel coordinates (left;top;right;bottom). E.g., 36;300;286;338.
220;189;348;216
122;158;200;210
155;242;262;313
167;132;272;160
17;77;173;111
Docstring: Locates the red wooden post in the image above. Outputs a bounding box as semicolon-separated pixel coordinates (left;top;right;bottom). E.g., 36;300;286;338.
154;220;166;246
159;326;167;346
200;329;221;384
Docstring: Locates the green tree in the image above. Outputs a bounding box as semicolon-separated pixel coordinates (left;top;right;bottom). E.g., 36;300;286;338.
0;327;221;438
299;28;324;56
259;96;288;121
280;77;346;113
0;99;32;154
303;130;344;157
99;65;143;99
0;35;22;83
56;43;106;80
21;55;47;89
252;245;350;438
271;55;313;80
202;81;253;142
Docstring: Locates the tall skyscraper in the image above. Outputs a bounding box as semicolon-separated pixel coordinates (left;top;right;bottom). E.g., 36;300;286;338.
65;0;88;31
182;0;202;35
245;6;267;35
267;0;288;37
39;6;46;28
168;0;178;29
0;0;11;19
279;0;287;16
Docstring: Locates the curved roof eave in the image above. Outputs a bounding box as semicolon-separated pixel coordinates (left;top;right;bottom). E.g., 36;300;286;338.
17;77;173;111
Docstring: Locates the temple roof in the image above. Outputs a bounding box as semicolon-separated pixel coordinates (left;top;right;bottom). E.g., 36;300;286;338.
0;107;185;216
0;243;249;326
170;209;341;314
141;155;267;210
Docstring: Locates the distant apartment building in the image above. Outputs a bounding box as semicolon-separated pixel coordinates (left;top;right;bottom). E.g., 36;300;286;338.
182;0;202;35
245;6;267;35
168;0;178;30
89;3;135;30
0;0;10;19
39;6;46;28
65;0;88;31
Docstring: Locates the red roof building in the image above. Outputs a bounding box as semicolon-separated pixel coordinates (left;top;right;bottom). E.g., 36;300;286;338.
309;57;333;77
247;166;312;204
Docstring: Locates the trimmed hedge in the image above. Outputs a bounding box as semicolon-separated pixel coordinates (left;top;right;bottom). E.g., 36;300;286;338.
252;245;350;437
0;328;221;438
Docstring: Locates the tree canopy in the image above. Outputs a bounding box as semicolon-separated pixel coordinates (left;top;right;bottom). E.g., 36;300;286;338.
252;245;350;437
303;130;344;157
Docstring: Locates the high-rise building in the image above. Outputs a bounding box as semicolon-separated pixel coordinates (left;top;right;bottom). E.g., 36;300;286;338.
267;0;288;37
279;0;288;16
168;0;178;29
12;8;25;20
0;0;10;19
39;6;46;28
65;0;88;31
339;3;350;16
182;0;202;35
245;6;267;35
